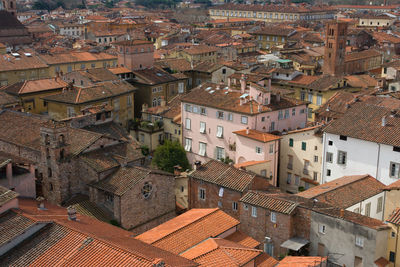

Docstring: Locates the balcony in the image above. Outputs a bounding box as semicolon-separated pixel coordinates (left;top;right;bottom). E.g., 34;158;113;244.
303;169;309;175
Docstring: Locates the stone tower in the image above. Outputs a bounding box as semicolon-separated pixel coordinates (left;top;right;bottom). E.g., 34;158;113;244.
1;0;17;17
115;40;154;71
39;120;70;204
323;21;348;76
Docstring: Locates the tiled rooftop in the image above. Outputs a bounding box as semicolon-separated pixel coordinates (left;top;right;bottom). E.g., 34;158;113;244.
297;175;385;209
136;208;239;254
233;129;281;143
240;191;298;215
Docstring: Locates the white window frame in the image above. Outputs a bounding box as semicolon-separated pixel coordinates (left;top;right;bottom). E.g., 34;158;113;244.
184;138;192;152
216;126;223;138
216;146;225;160
199;188;206;200
256;146;262;154
251;206;257;217
326;152;333;163
241;116;248;124
199;142;207;156
200;121;206;134
355;236;364;248
390;162;400;178
319;224;326;234
269;144;274;154
337;150;347;165
233;201;238;211
185;118;191;130
271;212;277;223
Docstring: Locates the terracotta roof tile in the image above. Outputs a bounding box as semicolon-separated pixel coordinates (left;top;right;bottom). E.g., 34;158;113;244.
181;238;261;267
240;191;298;214
224;230;260;248
387;208;400;225
277;256;327;266
0;210;34;247
233;129;281;143
345;49;381;62
323;102;400;147
255;253;279;267
11;199;196;266
189;160;270;193
0;186;18;207
297;175;385;208
132;68;178;85
136;208;239;254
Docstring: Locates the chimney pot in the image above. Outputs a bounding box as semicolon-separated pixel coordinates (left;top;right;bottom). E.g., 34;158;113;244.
340;208;344;218
382;116;387;127
194;161;202;170
67;206;77;221
246;127;249;134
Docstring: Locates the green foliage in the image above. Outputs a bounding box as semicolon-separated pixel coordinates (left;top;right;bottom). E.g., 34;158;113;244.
141;145;150;156
298;186;305;192
194;0;211;6
220;156;234;165
105;0;114;8
134;0;180;9
153;140;190;173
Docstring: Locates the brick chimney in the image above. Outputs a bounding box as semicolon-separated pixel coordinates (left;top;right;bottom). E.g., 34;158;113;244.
240;74;247;93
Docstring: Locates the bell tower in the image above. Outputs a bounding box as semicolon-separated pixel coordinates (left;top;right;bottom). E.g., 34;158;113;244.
1;0;17;17
323;21;348;77
39;120;70;204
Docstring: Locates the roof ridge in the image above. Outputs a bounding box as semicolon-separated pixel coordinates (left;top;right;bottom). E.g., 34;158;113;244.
75;87;82;103
19;80;28;94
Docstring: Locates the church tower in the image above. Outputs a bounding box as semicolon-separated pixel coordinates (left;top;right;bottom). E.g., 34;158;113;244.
39;120;70;204
323;21;348;77
1;0;17;17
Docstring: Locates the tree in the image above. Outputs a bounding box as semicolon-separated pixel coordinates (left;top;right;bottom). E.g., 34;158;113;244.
153;140;190;173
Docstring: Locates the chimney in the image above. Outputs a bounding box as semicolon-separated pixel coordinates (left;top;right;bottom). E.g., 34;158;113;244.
36;196;46;210
174;165;182;176
246;127;249;134
67;206;77;221
276;92;281;102
382;116;387;127
340;208;344;218
194;161;202;170
240;74;246;93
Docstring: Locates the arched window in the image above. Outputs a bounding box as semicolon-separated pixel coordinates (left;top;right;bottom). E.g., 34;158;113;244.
142;182;153;199
157;97;161;106
152;98;157;107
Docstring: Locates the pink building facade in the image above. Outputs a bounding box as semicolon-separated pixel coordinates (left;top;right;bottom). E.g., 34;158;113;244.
181;79;308;184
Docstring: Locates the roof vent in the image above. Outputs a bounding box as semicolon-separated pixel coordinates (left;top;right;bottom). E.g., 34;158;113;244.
24;53;32;57
11;53;20;57
382;116;387;127
205;86;212;91
209;90;215;94
156;73;163;77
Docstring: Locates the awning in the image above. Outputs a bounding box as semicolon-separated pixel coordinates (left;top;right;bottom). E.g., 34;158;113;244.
280;237;309;251
276;59;292;63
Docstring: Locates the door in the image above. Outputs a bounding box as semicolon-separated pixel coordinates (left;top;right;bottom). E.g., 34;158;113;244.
354;256;363;267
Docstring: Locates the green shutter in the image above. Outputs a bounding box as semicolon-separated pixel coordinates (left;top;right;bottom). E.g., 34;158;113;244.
289;138;293;147
302;142;306;151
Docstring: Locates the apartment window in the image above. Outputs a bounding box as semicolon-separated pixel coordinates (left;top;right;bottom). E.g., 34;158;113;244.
127;95;132;107
184;138;192;152
278;110;283;120
81;64;85;70
200;122;206;133
313;155;318;163
185;104;192;112
199;188;206;200
67;65;72;72
268;144;274;154
216;147;225;160
326;152;333;164
178;82;184;93
292;108;296;116
185;118;191;130
337;151;347;165
270;121;275;132
271;212;277;223
316;94;322;106
318;224;326;234
256;146;262;154
251;206;257;217
192;106;199;113
328;140;333;146
216;126;223;138
288;155;293;170
390;162;400;178
308;93;313;103
295;175;300;186
377;196;383;213
355;236;364;248
390;252;396;263
152;98;157;107
217;111;224;119
241;116;248;124
200;107;207;115
300;91;306;101
289;138;294;147
233;201;238;211
313;171;318;181
308;108;313;119
339;135;347;141
301;142;306;151
199;142;207;156
365;202;371;217
287;173;292;184
227;113;233;121
261;169;267;177
284;109;289;119
327;169;331;176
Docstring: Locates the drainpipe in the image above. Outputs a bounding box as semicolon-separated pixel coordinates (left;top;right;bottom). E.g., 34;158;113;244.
376;143;381;182
395;224;399;267
321;133;327;184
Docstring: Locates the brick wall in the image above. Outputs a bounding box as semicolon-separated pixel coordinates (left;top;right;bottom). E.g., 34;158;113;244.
120;172;176;230
189;177;242;219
